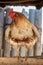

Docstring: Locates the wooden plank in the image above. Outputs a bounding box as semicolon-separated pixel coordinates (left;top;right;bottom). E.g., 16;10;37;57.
0;28;3;49
11;46;19;57
29;9;35;56
4;41;11;57
29;47;34;57
0;0;42;7
0;58;43;65
0;49;3;57
0;0;39;3
0;8;4;27
20;46;27;57
0;8;4;56
0;8;4;52
34;9;42;56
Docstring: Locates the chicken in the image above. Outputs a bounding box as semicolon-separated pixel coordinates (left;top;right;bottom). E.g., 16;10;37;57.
5;10;40;48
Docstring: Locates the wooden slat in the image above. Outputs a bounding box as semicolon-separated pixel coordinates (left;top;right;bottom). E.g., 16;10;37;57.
11;46;19;57
0;58;43;65
20;46;27;57
29;9;35;56
34;9;42;56
0;0;39;3
4;41;11;57
0;1;41;4
0;0;42;7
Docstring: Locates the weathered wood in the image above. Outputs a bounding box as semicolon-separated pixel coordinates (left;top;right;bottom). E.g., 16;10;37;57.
34;9;42;56
0;7;4;27
0;58;43;65
29;9;35;56
0;0;42;7
20;46;27;57
11;46;19;57
0;0;40;4
4;41;11;57
0;28;3;49
41;7;43;55
0;8;4;52
0;49;3;57
29;47;34;57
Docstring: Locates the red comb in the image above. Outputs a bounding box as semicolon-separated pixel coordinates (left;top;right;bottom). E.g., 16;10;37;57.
8;10;16;19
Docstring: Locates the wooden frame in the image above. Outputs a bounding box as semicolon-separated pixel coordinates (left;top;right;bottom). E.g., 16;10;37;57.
0;0;43;65
0;0;43;9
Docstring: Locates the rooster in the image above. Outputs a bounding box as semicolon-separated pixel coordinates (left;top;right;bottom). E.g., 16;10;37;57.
5;10;40;48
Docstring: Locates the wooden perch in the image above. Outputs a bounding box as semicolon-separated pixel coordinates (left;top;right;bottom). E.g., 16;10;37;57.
0;58;43;65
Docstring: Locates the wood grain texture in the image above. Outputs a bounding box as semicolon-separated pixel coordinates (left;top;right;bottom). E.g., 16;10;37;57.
0;0;39;3
0;0;42;7
0;58;43;65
